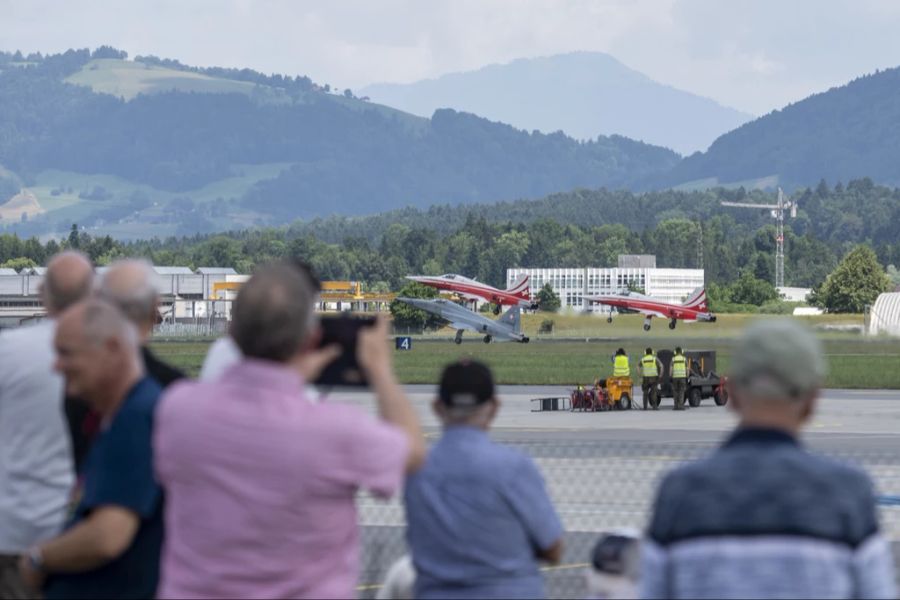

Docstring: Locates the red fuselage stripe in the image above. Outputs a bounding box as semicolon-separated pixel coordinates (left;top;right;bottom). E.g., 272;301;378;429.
417;279;530;306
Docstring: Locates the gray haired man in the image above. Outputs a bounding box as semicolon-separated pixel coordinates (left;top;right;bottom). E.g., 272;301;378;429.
98;260;185;388
641;319;896;599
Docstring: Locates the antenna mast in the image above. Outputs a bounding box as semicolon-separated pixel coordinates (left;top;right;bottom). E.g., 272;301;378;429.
774;188;785;289
695;220;704;276
721;187;796;289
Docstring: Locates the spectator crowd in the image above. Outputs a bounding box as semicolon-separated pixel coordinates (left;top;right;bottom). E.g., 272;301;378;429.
0;251;896;599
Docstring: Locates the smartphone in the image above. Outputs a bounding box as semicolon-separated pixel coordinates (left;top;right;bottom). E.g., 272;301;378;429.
313;314;377;387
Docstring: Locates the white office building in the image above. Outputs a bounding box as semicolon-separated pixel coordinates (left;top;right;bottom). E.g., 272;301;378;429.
507;266;705;312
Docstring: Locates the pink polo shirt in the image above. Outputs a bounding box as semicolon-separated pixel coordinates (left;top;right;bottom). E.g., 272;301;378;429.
153;359;409;599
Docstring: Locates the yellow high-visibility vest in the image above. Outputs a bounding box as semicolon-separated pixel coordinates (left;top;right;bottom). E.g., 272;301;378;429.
641;354;658;377
613;355;630;377
672;354;687;379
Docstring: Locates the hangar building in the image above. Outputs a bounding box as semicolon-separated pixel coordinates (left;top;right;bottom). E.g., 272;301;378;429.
869;292;900;336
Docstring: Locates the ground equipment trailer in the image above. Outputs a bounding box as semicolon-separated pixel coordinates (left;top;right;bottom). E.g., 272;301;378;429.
657;349;728;408
570;376;635;411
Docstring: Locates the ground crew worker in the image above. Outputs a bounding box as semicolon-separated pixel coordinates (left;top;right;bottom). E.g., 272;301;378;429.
613;348;630;377
671;347;688;411
639;347;662;410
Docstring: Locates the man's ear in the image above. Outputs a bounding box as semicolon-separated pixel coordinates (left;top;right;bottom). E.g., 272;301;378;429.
103;334;122;358
726;381;741;415
798;391;818;423
487;398;500;423
302;325;323;353
432;399;445;419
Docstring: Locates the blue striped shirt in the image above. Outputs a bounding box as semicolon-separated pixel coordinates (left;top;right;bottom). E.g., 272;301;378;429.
642;428;896;599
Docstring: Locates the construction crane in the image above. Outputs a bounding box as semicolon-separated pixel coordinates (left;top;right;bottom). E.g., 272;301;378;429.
721;188;797;289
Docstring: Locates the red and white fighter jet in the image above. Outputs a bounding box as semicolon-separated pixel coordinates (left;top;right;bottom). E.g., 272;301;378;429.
586;287;717;331
405;273;536;314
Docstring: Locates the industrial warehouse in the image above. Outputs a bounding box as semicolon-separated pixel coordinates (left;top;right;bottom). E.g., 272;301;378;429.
0;266;395;327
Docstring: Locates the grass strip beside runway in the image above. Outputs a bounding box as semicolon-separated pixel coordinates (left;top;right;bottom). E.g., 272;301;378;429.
150;336;900;389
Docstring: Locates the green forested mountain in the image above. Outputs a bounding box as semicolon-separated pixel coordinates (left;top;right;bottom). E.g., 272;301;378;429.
0;48;678;237
667;67;900;189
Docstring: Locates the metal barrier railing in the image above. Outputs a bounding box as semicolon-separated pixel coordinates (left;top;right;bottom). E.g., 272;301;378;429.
356;440;900;599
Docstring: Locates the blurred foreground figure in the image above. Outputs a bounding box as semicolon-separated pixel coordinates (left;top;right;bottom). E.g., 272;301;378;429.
405;360;563;599
20;300;164;599
154;262;426;599
376;555;415;600
62;260;187;474
98;259;185;387
585;529;640;600
0;252;92;600
641;319;896;599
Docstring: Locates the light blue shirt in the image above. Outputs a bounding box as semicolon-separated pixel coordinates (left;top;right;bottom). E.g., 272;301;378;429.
0;320;73;553
405;426;563;599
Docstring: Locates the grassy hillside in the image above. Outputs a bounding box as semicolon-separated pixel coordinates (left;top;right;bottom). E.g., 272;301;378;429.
66;59;265;100
0;48;679;237
23;164;292;239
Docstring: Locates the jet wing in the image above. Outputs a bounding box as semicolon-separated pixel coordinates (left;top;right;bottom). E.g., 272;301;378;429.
631;307;668;319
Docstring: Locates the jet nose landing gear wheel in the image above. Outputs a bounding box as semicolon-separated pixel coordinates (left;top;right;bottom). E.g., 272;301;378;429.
483;335;493;344
493;304;501;315
668;319;677;330
454;330;464;345
643;322;651;331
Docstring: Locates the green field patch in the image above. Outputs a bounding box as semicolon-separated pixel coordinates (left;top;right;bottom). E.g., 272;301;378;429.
23;164;292;238
150;325;900;389
66;59;262;100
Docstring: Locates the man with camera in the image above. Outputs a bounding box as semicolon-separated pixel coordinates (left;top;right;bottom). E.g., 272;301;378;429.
153;262;426;599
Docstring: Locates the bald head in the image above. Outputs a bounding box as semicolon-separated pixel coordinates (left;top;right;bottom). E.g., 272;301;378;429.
42;251;94;316
98;259;160;339
55;299;142;407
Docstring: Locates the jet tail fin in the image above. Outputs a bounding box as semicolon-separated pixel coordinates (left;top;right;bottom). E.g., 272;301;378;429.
682;288;708;312
505;274;531;301
498;305;522;333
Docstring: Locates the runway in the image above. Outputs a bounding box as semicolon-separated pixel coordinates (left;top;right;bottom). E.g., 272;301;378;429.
330;385;900;451
327;386;900;597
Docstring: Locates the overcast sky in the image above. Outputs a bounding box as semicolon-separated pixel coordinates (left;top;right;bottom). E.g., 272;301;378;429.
3;0;900;115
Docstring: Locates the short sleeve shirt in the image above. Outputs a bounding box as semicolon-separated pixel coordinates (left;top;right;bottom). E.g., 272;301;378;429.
405;426;563;599
44;377;164;600
154;359;409;599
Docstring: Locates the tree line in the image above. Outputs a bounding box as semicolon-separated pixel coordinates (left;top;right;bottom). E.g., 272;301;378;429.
0;211;896;314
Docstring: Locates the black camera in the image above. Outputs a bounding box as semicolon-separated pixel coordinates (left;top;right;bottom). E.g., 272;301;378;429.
313;314;377;387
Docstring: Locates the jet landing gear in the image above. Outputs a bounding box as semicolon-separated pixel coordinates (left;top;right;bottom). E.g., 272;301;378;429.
493;304;502;315
643;317;652;332
483;335;493;344
668;318;677;330
454;330;464;345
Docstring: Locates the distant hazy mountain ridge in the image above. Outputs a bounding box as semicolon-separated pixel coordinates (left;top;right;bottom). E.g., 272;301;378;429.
361;52;753;155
